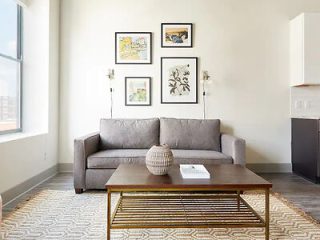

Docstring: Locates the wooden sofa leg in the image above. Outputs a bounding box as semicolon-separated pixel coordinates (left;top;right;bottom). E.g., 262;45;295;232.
75;188;83;194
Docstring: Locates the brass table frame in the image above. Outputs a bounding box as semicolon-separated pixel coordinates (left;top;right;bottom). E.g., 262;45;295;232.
107;188;270;240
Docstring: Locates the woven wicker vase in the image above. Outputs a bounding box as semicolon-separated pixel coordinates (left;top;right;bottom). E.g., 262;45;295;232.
146;145;174;175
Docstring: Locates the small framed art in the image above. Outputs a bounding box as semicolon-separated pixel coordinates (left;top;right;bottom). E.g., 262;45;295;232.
125;77;151;106
115;32;152;64
161;57;198;104
161;23;193;48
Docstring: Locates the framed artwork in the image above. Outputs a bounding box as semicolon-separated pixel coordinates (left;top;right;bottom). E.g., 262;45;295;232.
161;57;198;104
115;32;152;64
125;77;151;106
161;23;193;48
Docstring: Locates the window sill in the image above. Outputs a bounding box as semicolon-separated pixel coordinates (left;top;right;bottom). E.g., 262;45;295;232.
0;131;47;144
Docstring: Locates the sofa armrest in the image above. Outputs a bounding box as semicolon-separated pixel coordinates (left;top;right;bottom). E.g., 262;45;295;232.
221;134;246;166
74;132;100;190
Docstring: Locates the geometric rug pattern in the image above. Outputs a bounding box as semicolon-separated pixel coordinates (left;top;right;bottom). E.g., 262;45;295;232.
1;190;320;240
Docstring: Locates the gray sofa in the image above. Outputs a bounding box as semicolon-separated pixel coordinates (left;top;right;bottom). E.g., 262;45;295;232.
74;118;246;193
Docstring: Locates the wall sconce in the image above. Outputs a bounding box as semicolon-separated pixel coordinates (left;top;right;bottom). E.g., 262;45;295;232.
106;69;115;119
202;70;211;119
203;70;210;81
107;69;114;80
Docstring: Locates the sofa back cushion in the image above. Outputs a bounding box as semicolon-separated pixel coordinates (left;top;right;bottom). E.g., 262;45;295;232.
160;118;220;151
100;118;160;149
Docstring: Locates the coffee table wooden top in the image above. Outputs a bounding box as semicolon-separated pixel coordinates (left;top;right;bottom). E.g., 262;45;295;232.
106;164;272;191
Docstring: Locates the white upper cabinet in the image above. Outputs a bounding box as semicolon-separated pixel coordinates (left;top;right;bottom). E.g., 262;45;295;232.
290;13;320;86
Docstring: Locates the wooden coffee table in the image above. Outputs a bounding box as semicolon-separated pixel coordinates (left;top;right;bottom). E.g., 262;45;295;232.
106;164;272;240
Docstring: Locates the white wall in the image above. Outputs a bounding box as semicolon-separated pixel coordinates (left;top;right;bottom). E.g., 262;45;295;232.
0;0;60;194
59;0;320;166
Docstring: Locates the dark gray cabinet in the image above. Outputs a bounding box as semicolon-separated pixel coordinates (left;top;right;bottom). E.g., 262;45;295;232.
291;118;320;183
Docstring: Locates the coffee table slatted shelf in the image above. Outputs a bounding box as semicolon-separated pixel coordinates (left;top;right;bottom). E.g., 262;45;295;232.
111;194;265;229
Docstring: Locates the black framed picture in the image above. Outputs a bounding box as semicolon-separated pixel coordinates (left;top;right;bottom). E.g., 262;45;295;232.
125;77;151;106
161;57;198;104
161;23;193;48
115;32;152;64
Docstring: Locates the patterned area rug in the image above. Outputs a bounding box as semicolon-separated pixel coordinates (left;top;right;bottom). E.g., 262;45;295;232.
1;190;320;240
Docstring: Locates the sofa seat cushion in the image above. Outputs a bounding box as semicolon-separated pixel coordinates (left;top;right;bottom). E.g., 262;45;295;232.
171;149;233;165
87;149;232;169
88;149;148;169
160;118;221;151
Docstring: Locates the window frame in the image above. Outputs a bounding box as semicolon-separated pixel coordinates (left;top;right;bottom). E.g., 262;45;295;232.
0;4;23;135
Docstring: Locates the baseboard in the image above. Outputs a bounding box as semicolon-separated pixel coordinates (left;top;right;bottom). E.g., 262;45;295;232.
58;163;292;173
58;163;73;172
247;163;292;173
2;165;58;205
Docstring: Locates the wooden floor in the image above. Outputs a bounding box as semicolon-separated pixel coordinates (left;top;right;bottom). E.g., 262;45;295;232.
3;172;320;221
260;173;320;221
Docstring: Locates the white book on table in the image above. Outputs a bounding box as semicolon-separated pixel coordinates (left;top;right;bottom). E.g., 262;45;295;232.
179;164;210;179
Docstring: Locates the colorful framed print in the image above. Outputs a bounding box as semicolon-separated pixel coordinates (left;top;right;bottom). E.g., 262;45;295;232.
115;32;152;64
161;57;198;104
161;23;193;48
125;77;151;106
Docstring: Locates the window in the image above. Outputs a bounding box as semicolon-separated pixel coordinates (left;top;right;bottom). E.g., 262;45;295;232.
0;0;22;134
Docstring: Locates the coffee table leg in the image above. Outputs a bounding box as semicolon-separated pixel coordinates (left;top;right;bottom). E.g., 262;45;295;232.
120;192;123;210
265;188;270;240
237;190;240;211
107;190;111;240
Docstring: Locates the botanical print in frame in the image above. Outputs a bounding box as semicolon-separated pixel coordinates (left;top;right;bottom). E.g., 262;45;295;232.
125;77;151;106
161;23;193;48
161;57;198;104
115;32;152;64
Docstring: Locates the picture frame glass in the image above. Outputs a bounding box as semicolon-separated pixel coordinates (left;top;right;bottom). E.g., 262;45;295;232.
162;24;192;47
116;33;152;64
126;77;151;105
161;58;197;103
